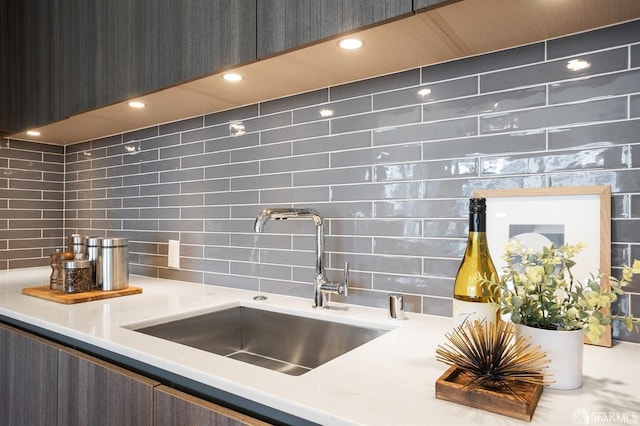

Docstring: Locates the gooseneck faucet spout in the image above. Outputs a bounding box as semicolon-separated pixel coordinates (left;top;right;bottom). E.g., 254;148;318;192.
254;208;349;308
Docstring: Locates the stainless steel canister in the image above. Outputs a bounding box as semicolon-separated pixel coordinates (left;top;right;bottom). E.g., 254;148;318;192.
85;236;100;288
62;259;91;293
68;234;86;259
98;238;129;291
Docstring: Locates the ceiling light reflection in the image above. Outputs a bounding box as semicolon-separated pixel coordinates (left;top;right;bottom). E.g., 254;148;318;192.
566;59;591;72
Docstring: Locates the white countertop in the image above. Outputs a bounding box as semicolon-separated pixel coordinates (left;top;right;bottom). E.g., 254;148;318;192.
1;267;639;425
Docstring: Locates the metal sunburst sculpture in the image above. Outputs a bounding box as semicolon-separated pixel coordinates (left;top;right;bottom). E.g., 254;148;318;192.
436;320;552;397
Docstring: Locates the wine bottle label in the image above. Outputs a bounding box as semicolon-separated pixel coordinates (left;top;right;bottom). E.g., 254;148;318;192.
452;299;498;327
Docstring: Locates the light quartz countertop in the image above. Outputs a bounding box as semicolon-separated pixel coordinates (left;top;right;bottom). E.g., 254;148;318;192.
1;267;639;425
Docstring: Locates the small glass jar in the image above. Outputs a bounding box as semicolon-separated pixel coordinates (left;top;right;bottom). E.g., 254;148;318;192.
62;259;91;294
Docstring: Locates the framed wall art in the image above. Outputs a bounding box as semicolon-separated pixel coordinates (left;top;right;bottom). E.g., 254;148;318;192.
473;185;612;347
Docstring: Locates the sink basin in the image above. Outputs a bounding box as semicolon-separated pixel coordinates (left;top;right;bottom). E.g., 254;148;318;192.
133;305;388;376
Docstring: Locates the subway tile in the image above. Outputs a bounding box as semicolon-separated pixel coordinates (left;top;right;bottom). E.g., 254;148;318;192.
481;146;628;175
375;158;477;182
550;69;640;105
331;106;421;134
140;133;180;150
205;246;258;262
260;121;328;145
181;206;230;219
139;207;180;219
106;187;137;198
374;117;477;146
205;161;259;179
424;219;467;238
123;172;158;187
181;232;230;246
123;126;158;143
160;269;204;284
159;116;203;135
423;296;452;317
324;236;372;254
262;89;328;115
232;233;291;250
160;141;204;159
423;43;545;83
293;96;370;124
547;20;640;59
633;144;640;168
123;148;158;165
293;166;371;186
198;128;249;152
107;164;140;177
205;219;253;233
331;69;420;101
260;186;329;204
181;258;227;274
182;123;230;144
230;262;292;282
480;98;627;134
230;141;291;162
260;153;329;174
331;181;422;201
631;94;640;119
482;48;628;93
107;209;139;219
205;191;259;206
160;194;203;207
374;77;477;110
243;111;292;135
204;272;258;291
294;132;371;156
160;168;204;183
258;279;312;299
304;201;373;219
374;198;467;219
331;144;420;168
92;155;122;169
332;252;422;276
612;219;640;243
181;151;230;169
633;44;640;68
550;169;640;193
612;194;630;219
332;219;421;238
231;173;291;191
139;183;180;196
425;86;546;121
181;179;229;194
204;104;258;127
159;219;203;232
549;119;640;150
424;131;545;160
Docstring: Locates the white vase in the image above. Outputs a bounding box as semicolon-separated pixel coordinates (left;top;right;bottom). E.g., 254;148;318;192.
516;324;584;390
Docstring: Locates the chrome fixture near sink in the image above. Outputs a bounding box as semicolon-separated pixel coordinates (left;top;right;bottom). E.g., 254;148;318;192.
254;208;349;308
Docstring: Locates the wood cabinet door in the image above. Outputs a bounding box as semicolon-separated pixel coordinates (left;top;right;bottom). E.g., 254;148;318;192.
154;385;271;426
57;347;158;426
257;0;412;58
0;323;60;426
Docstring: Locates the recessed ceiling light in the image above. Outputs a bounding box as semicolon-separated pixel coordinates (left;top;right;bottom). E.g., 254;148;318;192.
338;38;364;50
223;73;243;82
26;130;41;136
128;101;146;108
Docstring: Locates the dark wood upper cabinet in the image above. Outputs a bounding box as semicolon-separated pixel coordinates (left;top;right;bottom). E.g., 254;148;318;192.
257;0;413;59
60;0;159;117
158;0;256;89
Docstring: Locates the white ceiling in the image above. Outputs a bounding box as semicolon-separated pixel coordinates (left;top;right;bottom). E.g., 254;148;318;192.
10;0;640;145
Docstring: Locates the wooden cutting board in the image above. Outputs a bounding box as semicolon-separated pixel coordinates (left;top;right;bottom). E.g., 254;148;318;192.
22;285;142;304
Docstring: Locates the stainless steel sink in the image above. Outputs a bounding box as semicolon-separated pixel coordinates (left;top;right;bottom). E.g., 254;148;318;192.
133;306;388;376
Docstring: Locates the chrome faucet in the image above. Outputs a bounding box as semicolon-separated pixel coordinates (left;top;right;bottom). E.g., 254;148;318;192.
254;208;349;308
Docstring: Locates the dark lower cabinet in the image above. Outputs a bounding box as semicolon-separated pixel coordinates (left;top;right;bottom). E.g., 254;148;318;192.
57;348;158;426
154;385;270;426
0;322;269;425
0;323;60;426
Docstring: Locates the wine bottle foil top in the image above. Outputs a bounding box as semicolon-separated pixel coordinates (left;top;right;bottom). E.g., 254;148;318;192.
469;197;487;213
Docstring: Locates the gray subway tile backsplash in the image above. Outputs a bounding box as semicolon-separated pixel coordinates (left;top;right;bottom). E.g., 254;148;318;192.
3;20;640;343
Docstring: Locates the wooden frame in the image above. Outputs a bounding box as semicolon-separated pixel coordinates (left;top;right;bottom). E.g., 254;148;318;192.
473;185;612;347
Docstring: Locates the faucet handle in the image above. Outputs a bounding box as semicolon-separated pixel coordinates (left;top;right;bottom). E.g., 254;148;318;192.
341;261;350;297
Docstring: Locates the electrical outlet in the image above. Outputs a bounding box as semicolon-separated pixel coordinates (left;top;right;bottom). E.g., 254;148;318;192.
168;239;180;269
